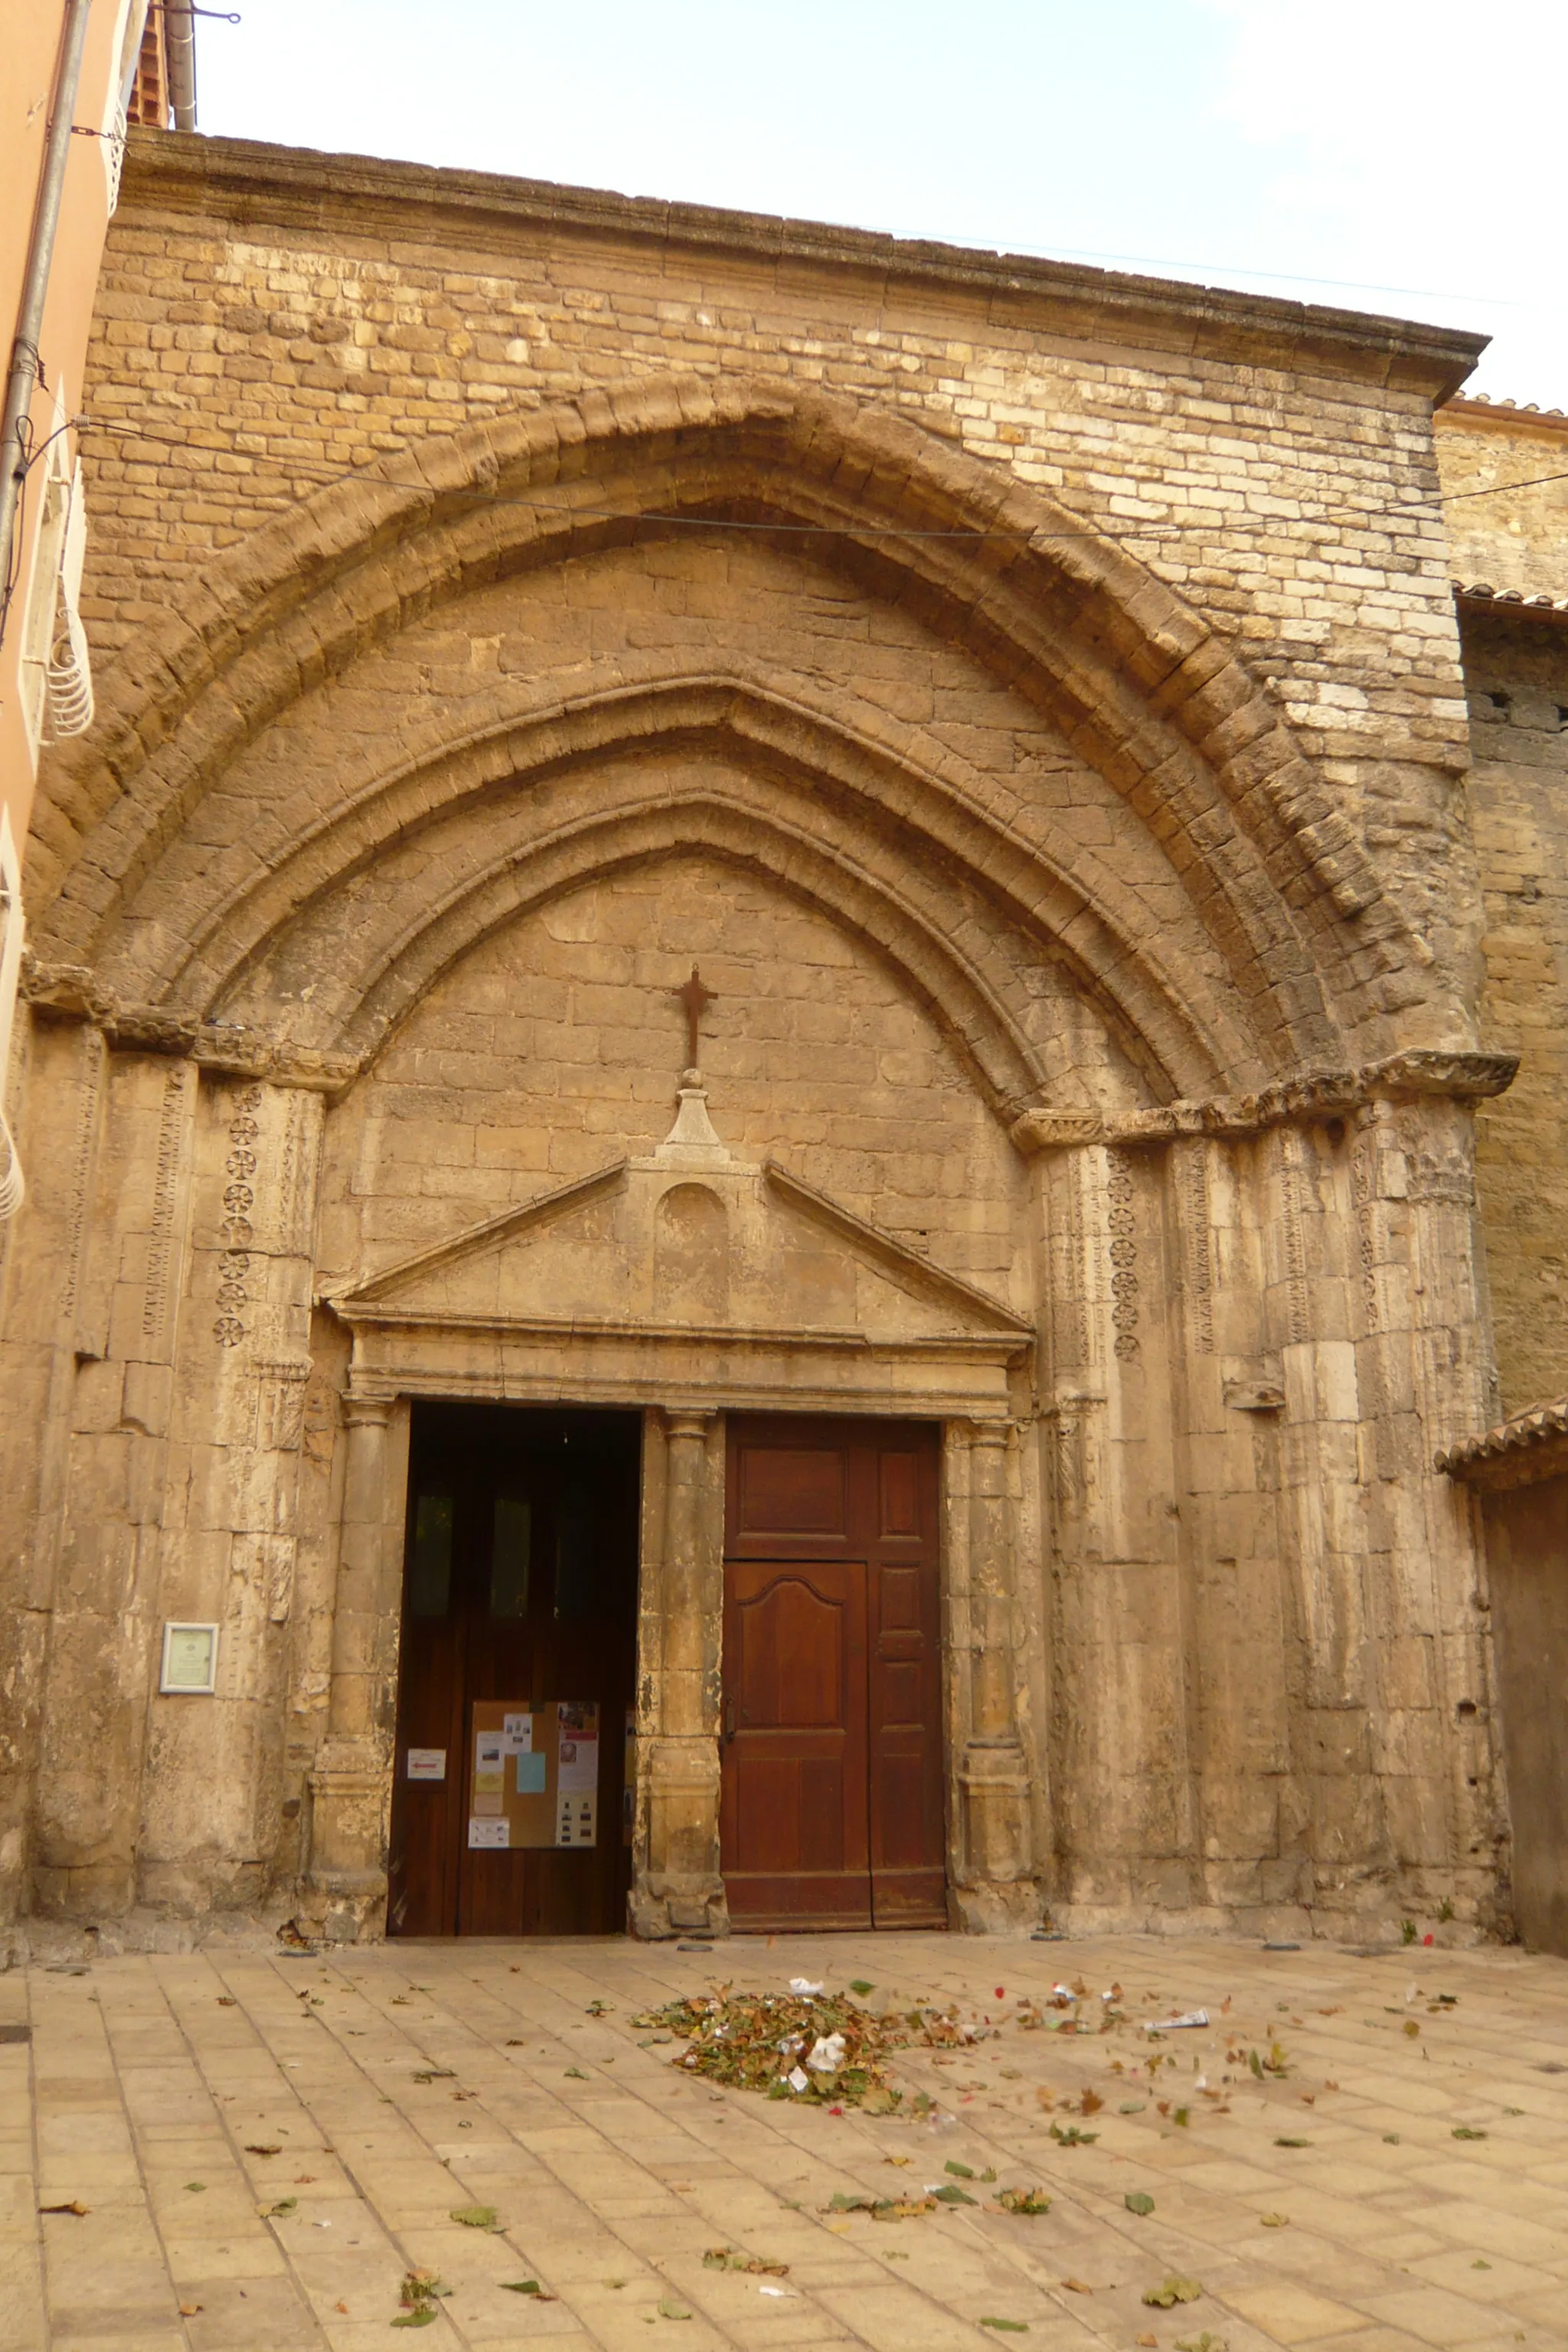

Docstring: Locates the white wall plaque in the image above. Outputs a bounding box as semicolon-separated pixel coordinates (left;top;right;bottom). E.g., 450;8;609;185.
407;1748;446;1780
468;1816;510;1849
159;1622;218;1694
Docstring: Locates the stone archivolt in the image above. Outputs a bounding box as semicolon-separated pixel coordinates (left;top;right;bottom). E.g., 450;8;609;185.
0;274;1513;1942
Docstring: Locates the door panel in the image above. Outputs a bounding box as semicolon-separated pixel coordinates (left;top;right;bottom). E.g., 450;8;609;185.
721;1561;870;1926
723;1417;945;1929
387;1404;639;1938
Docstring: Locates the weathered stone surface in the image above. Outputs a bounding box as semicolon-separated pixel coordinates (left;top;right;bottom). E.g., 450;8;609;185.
0;131;1534;1945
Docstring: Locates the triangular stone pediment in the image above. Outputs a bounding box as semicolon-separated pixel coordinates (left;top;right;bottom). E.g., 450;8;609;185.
331;1149;1029;1351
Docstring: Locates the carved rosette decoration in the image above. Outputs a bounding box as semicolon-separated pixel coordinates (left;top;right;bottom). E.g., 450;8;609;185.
214;1082;263;1348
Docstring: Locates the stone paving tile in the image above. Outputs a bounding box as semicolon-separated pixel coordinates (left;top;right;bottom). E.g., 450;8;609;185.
8;1934;1568;2347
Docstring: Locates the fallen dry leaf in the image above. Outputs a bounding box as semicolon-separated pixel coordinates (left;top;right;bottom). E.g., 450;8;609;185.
1138;2337;1158;2349
244;2145;282;2157
1061;2276;1093;2292
335;2301;349;2314
178;2303;203;2318
217;1996;237;2007
38;2200;89;2216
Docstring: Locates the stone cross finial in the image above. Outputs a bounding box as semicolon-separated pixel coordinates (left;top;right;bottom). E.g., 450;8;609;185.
674;965;714;1075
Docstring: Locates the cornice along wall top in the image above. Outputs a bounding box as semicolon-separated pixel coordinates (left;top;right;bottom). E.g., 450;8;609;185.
118;129;1486;401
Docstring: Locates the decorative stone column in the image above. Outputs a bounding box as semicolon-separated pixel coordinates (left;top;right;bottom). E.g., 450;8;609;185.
955;1420;1036;1929
630;1408;729;1937
306;1392;400;1936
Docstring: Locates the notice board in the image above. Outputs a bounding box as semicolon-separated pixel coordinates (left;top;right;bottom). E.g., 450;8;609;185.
467;1700;599;1850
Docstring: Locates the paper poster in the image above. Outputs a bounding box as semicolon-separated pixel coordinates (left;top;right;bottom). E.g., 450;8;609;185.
469;1816;509;1849
515;1750;547;1794
557;1792;597;1846
407;1748;446;1780
557;1736;599;1795
474;1730;504;1794
501;1712;532;1756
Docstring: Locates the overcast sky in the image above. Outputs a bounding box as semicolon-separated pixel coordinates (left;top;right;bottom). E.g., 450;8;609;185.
196;0;1567;406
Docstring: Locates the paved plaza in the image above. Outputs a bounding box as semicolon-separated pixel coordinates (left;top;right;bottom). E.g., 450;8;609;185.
5;1930;1567;2352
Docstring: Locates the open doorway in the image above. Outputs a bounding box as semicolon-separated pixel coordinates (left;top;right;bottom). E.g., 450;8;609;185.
387;1403;640;1936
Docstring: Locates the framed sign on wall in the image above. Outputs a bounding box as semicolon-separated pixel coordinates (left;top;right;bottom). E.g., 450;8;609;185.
159;1622;219;1694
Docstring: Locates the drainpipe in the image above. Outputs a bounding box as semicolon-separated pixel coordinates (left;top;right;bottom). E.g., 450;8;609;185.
0;0;93;652
166;0;198;131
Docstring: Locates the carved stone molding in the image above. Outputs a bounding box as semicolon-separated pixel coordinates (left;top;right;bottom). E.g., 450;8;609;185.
1009;1048;1519;1157
21;958;360;1093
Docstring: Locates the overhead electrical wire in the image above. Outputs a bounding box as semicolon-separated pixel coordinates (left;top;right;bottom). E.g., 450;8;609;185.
74;413;1567;554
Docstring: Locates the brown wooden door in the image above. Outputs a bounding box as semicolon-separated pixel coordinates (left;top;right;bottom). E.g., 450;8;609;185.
387;1404;639;1937
720;1417;945;1929
722;1560;871;1926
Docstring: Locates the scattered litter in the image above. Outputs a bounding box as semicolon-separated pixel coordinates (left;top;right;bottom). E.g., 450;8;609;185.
1144;2009;1208;2032
313;2219;332;2230
808;2033;847;2073
786;2066;810;2093
789;1978;824;1994
178;2303;202;2318
1143;2277;1204;2308
38;2200;89;2217
393;2268;449;2328
449;2204;498;2229
244;2144;281;2157
1125;2191;1155;2216
1060;2277;1093;2292
826;2190;936;2220
758;2283;793;2297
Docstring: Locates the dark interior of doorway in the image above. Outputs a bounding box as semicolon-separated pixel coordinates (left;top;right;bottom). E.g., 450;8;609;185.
387;1402;640;1937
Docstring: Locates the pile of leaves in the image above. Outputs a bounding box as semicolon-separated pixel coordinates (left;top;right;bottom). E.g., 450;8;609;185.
630;1988;910;2108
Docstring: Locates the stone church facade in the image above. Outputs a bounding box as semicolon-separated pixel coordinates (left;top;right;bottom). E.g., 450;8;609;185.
0;128;1538;1946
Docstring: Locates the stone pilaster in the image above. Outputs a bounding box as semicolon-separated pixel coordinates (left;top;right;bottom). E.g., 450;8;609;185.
952;1420;1036;1929
306;1392;403;1936
629;1407;728;1937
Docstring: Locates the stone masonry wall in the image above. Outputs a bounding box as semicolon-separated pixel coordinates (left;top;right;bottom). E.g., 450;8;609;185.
48;131;1488;1037
1436;404;1568;1416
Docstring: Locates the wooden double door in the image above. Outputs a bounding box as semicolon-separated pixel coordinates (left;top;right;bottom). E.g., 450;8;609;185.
387;1403;639;1937
720;1416;946;1929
